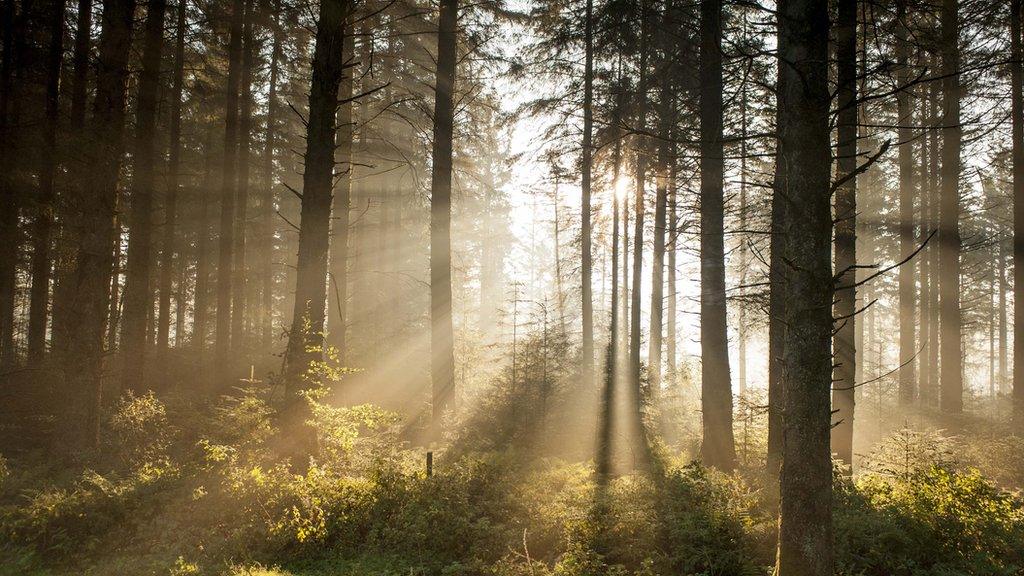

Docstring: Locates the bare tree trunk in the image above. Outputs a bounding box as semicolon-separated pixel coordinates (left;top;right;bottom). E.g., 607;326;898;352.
260;0;282;350
774;0;834;572
121;0;168;392
666;158;677;385
50;0;92;356
215;0;246;375
60;0;136;450
648;0;672;395
698;0;734;471
27;0;67;364
326;17;352;360
896;0;916;406
1012;0;1024;428
939;0;963;415
156;0;187;369
283;0;349;462
0;0;21;368
193;125;215;357
580;0;595;382
430;0;458;431
831;0;857;472
232;0;255;351
918;84;932;403
629;2;650;443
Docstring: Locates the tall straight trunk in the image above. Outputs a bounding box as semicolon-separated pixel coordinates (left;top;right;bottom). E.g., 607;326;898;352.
283;0;349;461
648;3;670;395
699;0;734;471
157;0;187;365
193;125;215;355
918;85;932;403
831;0;857;471
121;0;168;392
737;52;749;396
60;0;136;449
231;0;254;350
0;0;20;368
766;118;785;480
630;1;649;417
774;0;834;573
666;158;677;383
27;0;67;363
939;0;962;414
430;0;458;429
215;0;245;373
999;236;1007;394
896;0;915;406
326;19;352;359
107;215;122;349
51;0;93;355
927;89;940;406
261;0;282;349
580;0;595;381
989;233;996;396
1012;0;1024;428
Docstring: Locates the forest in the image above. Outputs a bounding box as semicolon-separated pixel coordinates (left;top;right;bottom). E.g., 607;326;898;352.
1;0;1024;573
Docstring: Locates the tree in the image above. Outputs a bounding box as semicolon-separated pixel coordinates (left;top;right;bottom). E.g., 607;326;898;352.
579;0;595;384
698;0;734;471
215;0;246;373
121;0;169;391
939;0;962;414
59;0;137;448
896;0;915;407
282;0;352;459
831;0;857;471
27;0;67;364
1012;0;1024;429
774;0;834;572
156;0;188;367
430;0;458;431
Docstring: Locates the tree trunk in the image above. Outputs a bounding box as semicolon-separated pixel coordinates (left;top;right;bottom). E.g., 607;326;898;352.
193;125;215;357
120;0;168;392
918;83;932;404
831;0;857;472
260;0;282;349
939;0;962;415
648;0;671;397
666;156;677;385
326;17;352;360
282;0;350;460
430;0;458;431
27;0;67;364
60;0;136;450
629;2;649;444
215;0;245;374
896;0;915;406
0;0;21;368
774;0;834;573
1012;0;1024;427
580;0;595;382
699;0;734;471
156;0;187;369
50;0;93;356
231;0;255;351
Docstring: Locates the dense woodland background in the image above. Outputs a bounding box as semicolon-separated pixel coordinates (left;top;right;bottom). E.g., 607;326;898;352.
1;0;1024;574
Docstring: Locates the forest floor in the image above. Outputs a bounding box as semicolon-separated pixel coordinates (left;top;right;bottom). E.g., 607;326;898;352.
1;388;1023;576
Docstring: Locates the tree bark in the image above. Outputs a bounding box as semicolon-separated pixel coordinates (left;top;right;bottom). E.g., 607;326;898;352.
430;0;458;431
27;0;67;364
1012;0;1024;427
327;18;353;360
260;0;282;349
648;0;671;397
831;0;857;472
699;0;735;471
215;0;245;375
121;0;168;392
939;0;962;414
580;0;595;382
61;0;137;449
282;0;350;460
896;0;915;406
231;0;255;350
157;0;187;368
774;0;834;573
